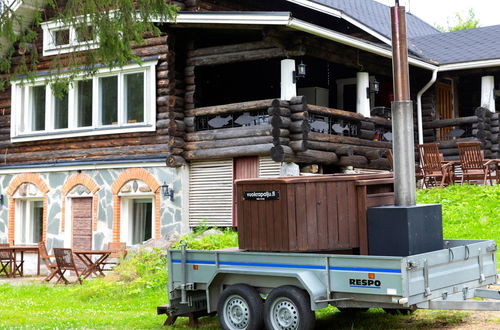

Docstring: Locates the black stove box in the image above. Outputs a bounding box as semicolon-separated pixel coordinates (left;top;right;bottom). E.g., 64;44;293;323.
367;204;443;256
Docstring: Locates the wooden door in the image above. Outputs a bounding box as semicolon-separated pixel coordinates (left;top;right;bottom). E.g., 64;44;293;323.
437;82;454;140
233;157;259;227
71;197;92;251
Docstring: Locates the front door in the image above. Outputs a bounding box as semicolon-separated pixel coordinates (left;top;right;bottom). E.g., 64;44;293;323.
71;198;92;267
437;82;454;140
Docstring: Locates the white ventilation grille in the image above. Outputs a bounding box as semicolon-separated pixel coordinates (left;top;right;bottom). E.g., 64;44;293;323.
189;160;233;227
259;156;282;178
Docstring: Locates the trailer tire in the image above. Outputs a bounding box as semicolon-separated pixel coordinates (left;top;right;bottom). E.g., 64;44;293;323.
217;284;264;330
264;285;315;330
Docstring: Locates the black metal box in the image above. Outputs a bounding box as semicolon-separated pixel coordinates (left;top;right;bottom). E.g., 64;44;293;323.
367;204;443;256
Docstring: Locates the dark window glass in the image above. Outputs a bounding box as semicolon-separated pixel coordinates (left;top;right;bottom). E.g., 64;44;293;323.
54;29;70;46
31;86;45;131
132;199;152;245
100;76;118;125
54;88;69;129
125;73;144;123
77;80;93;127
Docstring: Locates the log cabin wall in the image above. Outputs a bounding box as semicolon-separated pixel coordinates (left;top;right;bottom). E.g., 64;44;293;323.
0;31;176;165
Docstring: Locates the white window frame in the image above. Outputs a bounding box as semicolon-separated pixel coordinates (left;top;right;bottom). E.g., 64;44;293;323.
11;60;157;143
120;195;155;247
41;20;99;56
14;198;43;246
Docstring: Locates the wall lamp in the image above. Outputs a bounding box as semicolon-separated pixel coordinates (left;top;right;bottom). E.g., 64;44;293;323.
293;61;307;83
366;78;380;98
161;181;174;201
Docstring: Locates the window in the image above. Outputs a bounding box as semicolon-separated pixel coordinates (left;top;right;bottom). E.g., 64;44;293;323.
42;21;97;56
11;61;157;142
121;197;154;246
15;199;43;245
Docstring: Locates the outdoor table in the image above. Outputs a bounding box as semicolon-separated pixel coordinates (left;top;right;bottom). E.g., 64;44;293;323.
74;250;111;279
0;246;40;277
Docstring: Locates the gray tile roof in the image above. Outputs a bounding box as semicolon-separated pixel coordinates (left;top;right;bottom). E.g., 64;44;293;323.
310;0;440;40
409;25;500;64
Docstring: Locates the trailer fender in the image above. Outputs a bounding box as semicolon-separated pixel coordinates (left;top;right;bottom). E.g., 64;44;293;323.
206;268;328;312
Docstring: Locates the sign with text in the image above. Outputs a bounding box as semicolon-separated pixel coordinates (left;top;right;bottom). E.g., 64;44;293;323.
243;190;280;201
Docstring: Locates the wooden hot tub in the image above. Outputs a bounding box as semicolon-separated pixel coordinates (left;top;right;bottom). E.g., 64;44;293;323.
235;173;394;254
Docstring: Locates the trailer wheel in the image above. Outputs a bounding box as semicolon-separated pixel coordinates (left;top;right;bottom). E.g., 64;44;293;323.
264;285;315;330
217;284;264;330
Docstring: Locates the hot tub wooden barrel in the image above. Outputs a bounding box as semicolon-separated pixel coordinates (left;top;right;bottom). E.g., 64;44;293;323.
235;173;394;254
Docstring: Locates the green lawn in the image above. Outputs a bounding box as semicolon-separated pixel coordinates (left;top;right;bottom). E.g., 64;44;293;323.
0;184;498;329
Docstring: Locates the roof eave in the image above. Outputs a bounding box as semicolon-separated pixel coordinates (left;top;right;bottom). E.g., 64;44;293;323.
286;0;392;46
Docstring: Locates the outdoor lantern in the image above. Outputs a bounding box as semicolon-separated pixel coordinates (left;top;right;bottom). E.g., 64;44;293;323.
371;78;380;94
293;61;307;83
161;181;174;201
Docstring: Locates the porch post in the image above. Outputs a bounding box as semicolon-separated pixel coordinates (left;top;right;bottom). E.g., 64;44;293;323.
281;59;297;100
480;76;495;112
356;72;371;117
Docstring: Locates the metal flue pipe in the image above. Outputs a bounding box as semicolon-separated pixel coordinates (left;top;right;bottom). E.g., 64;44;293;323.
390;4;416;206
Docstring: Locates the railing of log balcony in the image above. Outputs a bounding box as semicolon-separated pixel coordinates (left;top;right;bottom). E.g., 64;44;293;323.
422;108;500;160
171;96;401;170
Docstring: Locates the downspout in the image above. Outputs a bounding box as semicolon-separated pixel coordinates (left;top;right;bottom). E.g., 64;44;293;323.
416;69;438;145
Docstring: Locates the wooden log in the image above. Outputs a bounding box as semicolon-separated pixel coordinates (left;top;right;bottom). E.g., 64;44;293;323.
290;104;307;113
268;107;291;117
491;126;499;134
370;116;392;128
184;116;195;127
183;144;273;160
168;96;185;108
187;48;305;66
272;128;291;139
306;141;353;156
290;111;309;121
290;120;311;134
358;129;375;140
294;150;338;165
271;116;291;129
188;40;275;58
185;125;272;142
368;158;391;170
185;136;275;151
270;145;294;162
271;99;290;108
290;132;309;141
437;137;477;149
157;119;170;129
168;137;185;148
308;132;392;148
168;120;185;132
440;148;459;156
289;140;308;152
476;130;491;141
185;99;274;117
166;155;187;167
273;136;290;146
350;146;386;160
308;104;364;121
338;155;369;167
360;121;376;130
289;95;306;105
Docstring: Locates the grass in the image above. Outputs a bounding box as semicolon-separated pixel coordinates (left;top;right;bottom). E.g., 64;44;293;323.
417;184;500;269
0;185;498;329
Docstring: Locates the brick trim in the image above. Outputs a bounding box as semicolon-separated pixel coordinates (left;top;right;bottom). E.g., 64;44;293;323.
61;173;100;232
6;173;49;244
111;168;161;242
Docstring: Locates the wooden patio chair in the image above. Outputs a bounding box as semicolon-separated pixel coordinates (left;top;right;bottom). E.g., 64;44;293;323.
53;248;82;284
417;143;454;188
101;242;127;272
38;242;59;282
456;142;499;185
0;244;13;277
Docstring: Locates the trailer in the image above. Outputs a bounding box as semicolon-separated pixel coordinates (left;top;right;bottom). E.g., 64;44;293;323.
159;239;499;329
